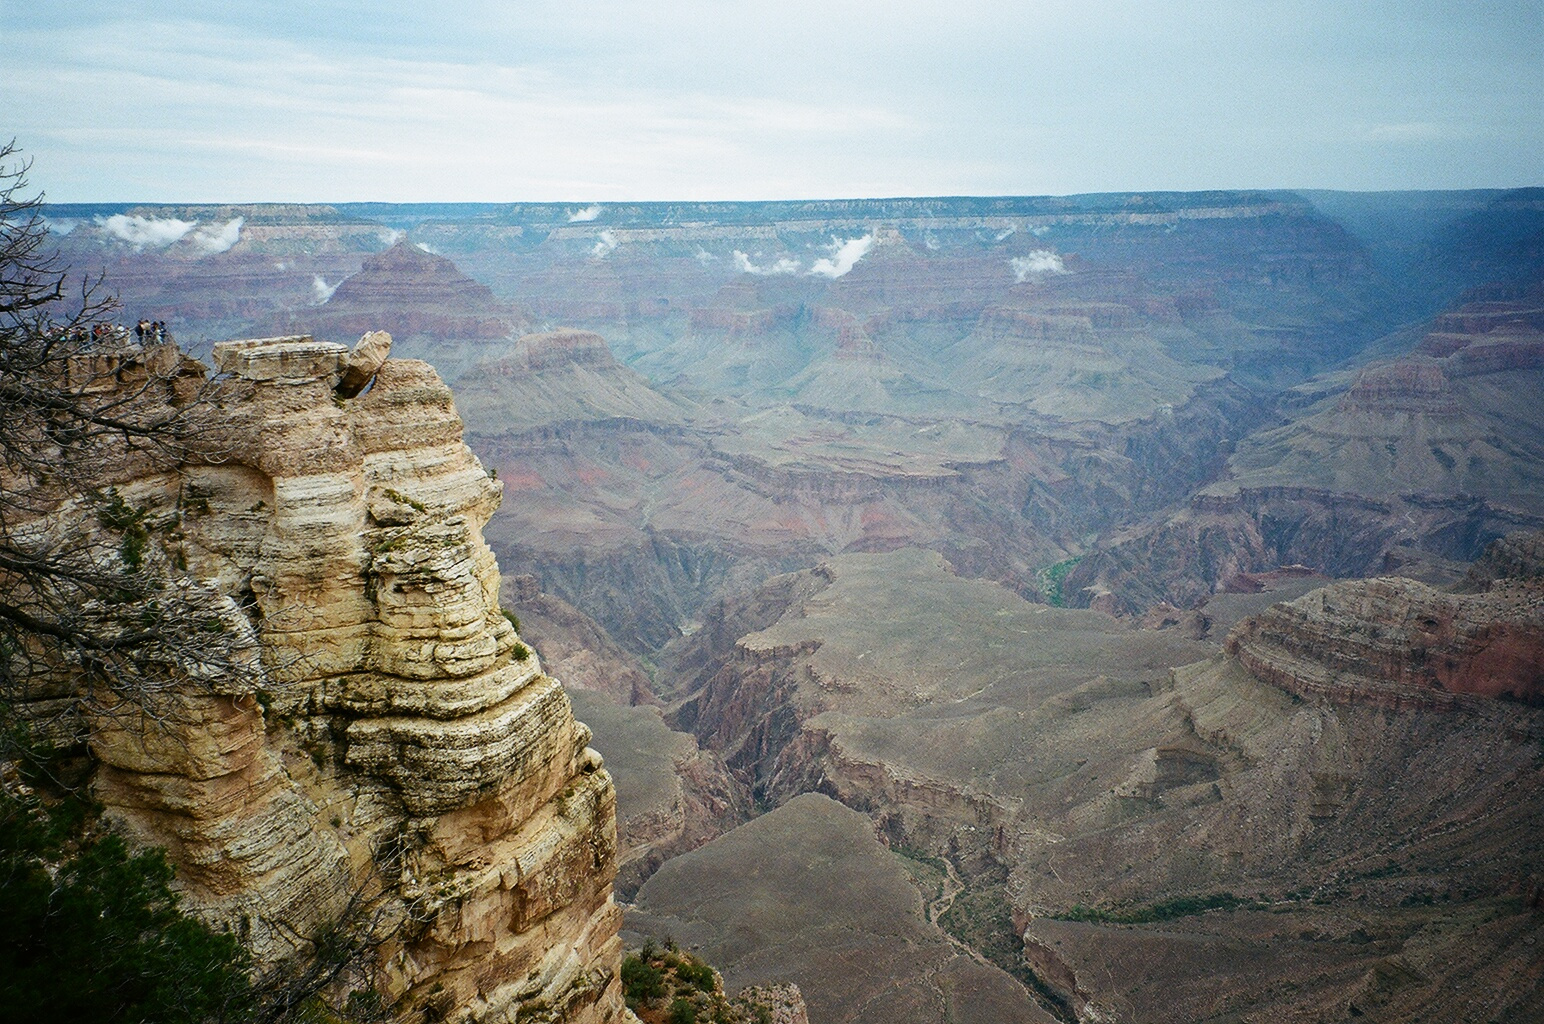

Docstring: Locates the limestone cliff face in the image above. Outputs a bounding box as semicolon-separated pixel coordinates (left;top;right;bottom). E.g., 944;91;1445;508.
69;336;628;1023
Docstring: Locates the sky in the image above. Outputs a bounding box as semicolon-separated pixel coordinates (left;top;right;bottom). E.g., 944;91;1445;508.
3;1;1541;202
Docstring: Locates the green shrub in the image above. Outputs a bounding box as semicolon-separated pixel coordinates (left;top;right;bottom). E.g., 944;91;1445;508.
621;954;665;1007
1036;555;1084;608
674;957;716;993
382;488;427;513
1055;891;1254;924
667;996;698;1024
95;489;153;571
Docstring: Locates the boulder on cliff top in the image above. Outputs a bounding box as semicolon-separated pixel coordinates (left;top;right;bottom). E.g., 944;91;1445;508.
335;329;391;397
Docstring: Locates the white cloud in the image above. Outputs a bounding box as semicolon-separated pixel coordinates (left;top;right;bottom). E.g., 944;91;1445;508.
378;228;405;246
1031;225;1051;237
568;204;602;222
734;250;800;275
42;217;79;236
98;213;196;248
189;216;243;253
312;274;340;303
94;212;241;254
415;241;441;254
1010;250;1069;282
994;226;1016;241
727;237;875;278
808;234;873;278
590;229;618;259
694;247;717;264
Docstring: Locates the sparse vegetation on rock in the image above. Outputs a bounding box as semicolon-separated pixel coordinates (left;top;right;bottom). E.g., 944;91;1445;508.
621;941;805;1024
0;142;257;747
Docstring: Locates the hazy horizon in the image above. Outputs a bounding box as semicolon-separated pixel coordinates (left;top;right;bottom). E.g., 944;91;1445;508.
34;185;1544;212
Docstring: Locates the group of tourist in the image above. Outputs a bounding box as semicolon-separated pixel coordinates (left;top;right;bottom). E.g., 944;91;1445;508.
134;319;168;343
47;319;171;347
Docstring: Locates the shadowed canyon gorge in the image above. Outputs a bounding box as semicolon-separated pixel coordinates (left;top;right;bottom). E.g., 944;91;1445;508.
22;188;1544;1022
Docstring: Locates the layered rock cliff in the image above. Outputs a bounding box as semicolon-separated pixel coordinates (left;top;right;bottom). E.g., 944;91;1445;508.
450;329;689;438
300;241;535;378
1226;572;1544;709
21;335;630;1023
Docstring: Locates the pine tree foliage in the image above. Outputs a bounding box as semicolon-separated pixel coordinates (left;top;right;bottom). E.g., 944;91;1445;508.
0;771;255;1023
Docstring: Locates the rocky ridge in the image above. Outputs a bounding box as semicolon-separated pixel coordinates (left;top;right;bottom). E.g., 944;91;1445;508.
1010;550;1544;1021
1226;573;1544;709
452;329;689;438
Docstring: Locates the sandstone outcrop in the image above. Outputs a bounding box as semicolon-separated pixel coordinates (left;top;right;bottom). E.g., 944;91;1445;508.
23;336;630;1023
337;328;393;397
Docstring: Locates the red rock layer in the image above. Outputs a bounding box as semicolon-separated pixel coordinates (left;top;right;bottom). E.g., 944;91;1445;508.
1226;554;1544;709
1338;360;1460;415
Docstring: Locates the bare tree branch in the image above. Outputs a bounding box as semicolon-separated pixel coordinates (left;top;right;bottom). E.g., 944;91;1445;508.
0;140;256;745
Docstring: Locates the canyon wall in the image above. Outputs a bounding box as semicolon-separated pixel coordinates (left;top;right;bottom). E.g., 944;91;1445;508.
1226;572;1544;709
1066;292;1544;616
